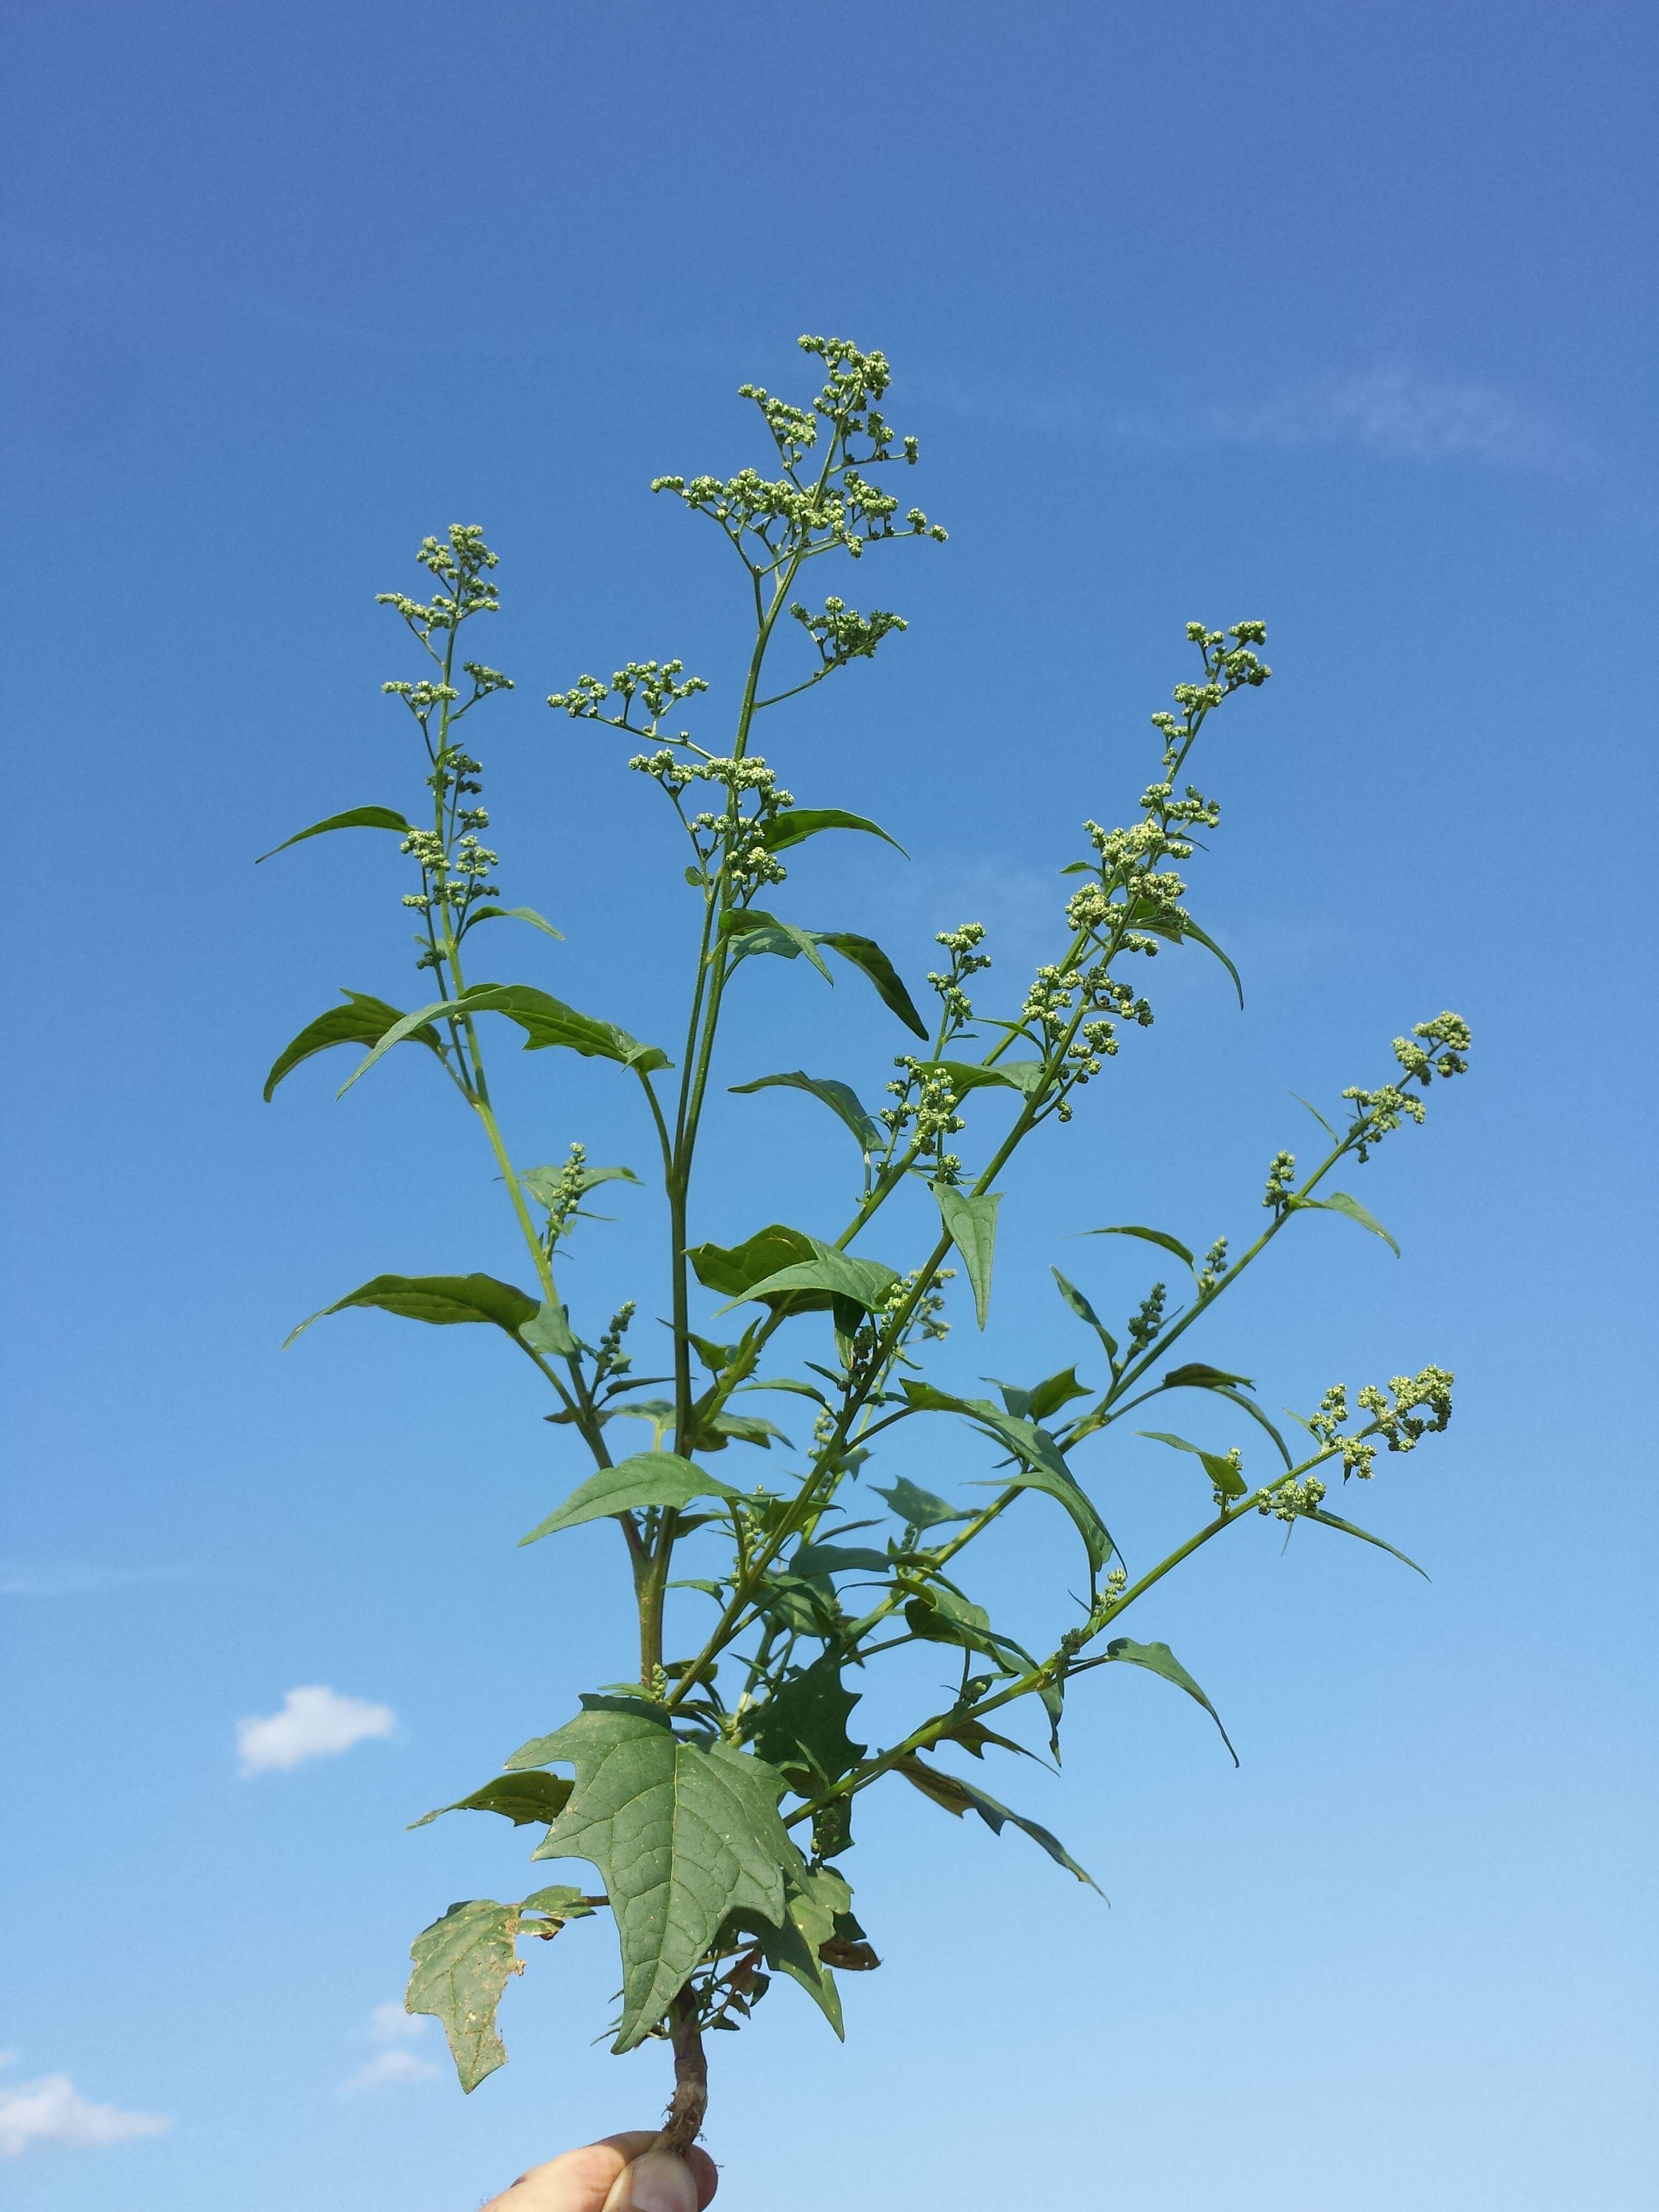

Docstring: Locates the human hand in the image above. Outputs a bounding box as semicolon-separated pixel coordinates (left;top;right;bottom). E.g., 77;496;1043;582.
482;2130;719;2212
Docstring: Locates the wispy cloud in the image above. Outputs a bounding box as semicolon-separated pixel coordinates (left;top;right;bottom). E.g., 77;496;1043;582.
236;1685;396;1776
0;2073;170;2157
923;361;1583;480
340;2004;438;2094
0;1562;208;1598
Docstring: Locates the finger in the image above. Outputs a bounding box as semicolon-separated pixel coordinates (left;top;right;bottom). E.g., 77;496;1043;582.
598;2150;702;2212
483;2135;716;2212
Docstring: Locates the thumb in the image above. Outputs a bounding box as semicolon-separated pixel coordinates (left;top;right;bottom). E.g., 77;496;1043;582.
600;2149;701;2212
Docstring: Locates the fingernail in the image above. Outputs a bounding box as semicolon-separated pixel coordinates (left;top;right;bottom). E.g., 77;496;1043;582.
625;2150;699;2212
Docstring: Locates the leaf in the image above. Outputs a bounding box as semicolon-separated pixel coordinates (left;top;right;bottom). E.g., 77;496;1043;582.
933;1184;1002;1329
942;1716;1048;1767
1139;1430;1247;1499
1159;1369;1294;1469
918;1058;1046;1100
461;903;564;939
1288;1189;1400;1257
902;1382;1111;1574
285;1271;537;1348
722;909;835;982
1027;1366;1093;1421
1085;1224;1195;1269
520;1301;582;1359
757;807;907;856
1052;1268;1119;1361
687;1224;821;1303
894;1754;1101;1889
339;982;669;1095
410;1772;574;1830
1289;1090;1337;1139
902;1586;1033;1675
752;1653;866;1789
1178;917;1245;1008
789;1542;892;1578
700;1411;793;1451
1103;1638;1238;1763
872;1476;970;1531
406;1899;523;2093
520;1162;640;1208
519;1453;742;1546
992;1366;1091;1423
263;990;447;1102
1302;1505;1429;1579
816;932;930;1038
729;1071;882;1153
1163;1362;1256;1390
719;1243;899;1320
511;1695;794;2050
257;804;410;863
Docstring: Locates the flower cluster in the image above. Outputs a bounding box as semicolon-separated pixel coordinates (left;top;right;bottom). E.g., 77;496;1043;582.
376;525;501;648
926;922;991;1030
1126;1281;1168;1352
1258;1473;1328;1523
1306;1366;1455;1479
547;658;709;737
1195;1237;1230;1296
1343;1013;1472;1161
1261;1149;1298;1212
881;1058;967;1178
789;596;908;671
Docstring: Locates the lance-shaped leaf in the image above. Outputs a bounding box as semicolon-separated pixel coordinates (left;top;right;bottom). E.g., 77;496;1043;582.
933;1183;1002;1329
917;1057;1045;1099
718;1243;899;1320
1140;1429;1248;1499
757;806;907;856
1052;1267;1119;1362
789;1541;892;1578
285;1271;537;1348
459;903;564;940
1160;1366;1294;1469
510;1695;794;2051
257;804;410;863
895;1754;1101;1890
816;931;930;1039
264;990;447;1101
1302;1505;1428;1579
1085;1223;1195;1270
519;1452;742;1546
753;1653;866;1791
405;1899;522;2093
729;1071;882;1154
901;1382;1111;1573
1103;1638;1238;1763
410;1771;574;1830
872;1476;970;1531
340;982;669;1095
1288;1189;1400;1257
1140;909;1245;1007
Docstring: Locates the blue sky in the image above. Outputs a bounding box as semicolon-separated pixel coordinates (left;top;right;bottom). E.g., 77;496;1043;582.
3;3;1656;2207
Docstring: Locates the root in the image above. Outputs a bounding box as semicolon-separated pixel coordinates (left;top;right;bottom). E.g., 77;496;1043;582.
651;1997;708;2159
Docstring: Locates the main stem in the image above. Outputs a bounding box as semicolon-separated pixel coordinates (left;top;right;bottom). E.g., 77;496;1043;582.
653;1990;709;2157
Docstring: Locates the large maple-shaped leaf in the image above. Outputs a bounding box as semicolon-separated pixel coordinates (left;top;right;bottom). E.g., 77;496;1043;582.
509;1695;793;2051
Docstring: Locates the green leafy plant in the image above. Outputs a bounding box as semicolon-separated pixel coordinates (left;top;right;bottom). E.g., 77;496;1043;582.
263;335;1469;2154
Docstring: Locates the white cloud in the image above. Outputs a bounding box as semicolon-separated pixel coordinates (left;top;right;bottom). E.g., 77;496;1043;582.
235;1684;396;1775
0;2074;170;2157
0;1562;205;1598
340;2004;439;2094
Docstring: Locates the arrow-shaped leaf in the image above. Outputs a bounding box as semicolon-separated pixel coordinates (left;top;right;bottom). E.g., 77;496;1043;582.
409;1771;574;1830
510;1695;794;2051
405;1899;522;2093
757;807;907;856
